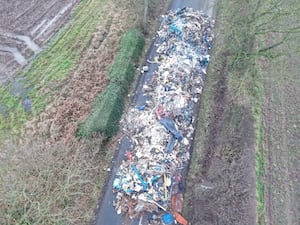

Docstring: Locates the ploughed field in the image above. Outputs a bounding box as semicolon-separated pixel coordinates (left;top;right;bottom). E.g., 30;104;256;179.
0;0;79;84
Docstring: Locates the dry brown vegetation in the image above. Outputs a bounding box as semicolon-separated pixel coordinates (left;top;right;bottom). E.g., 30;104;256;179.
0;138;110;224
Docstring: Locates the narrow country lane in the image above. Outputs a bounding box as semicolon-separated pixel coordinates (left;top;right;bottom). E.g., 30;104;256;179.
94;1;216;224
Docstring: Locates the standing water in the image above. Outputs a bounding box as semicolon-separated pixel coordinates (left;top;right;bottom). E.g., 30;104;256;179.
0;45;27;65
15;35;41;54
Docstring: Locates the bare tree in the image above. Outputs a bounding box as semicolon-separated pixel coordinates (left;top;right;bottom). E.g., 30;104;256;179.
220;0;300;62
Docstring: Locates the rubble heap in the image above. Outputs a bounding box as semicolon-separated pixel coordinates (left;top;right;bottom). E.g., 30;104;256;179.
113;8;214;224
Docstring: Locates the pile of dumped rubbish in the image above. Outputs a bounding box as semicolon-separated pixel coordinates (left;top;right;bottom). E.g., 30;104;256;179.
113;8;214;224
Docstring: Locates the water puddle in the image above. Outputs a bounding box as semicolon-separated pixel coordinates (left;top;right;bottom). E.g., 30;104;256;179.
31;19;47;36
15;35;41;53
0;45;27;65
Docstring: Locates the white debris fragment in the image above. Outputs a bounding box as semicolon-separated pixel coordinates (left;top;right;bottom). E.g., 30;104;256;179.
143;66;149;72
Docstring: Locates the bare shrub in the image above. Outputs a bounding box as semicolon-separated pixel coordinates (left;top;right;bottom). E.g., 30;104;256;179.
0;138;109;225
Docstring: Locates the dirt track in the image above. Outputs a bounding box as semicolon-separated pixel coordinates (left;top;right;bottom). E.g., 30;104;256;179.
0;0;79;84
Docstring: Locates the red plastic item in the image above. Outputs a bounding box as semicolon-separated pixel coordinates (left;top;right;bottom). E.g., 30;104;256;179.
174;212;188;225
171;193;183;213
155;106;169;119
125;150;133;161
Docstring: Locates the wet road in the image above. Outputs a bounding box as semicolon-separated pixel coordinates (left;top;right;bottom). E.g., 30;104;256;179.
170;0;216;18
94;0;216;224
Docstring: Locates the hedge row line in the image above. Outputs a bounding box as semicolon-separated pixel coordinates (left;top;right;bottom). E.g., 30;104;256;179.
78;29;144;138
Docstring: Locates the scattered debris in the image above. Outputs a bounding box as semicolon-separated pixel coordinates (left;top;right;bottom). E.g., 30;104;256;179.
112;8;214;224
142;66;150;72
162;213;175;224
171;193;183;214
200;184;213;190
23;96;32;113
174;212;188;225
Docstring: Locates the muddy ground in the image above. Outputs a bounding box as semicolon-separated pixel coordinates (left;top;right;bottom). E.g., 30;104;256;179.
0;0;80;85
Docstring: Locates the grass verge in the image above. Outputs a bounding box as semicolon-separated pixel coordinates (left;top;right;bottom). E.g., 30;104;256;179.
78;29;144;138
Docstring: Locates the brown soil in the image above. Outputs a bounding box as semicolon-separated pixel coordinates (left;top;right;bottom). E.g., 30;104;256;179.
185;54;256;225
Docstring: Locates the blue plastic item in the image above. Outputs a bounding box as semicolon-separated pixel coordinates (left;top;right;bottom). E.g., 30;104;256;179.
113;178;121;189
159;118;183;141
137;105;146;111
165;136;176;153
170;24;182;34
131;165;148;191
151;175;161;185
23;97;32;112
162;213;174;224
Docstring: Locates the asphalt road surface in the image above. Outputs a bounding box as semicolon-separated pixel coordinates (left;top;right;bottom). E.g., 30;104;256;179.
94;0;216;224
